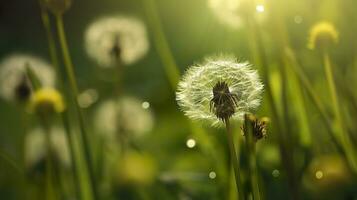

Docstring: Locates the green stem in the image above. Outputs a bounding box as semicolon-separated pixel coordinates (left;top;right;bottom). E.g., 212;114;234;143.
41;117;56;200
39;5;83;199
224;118;244;200
244;115;261;200
55;14;99;200
323;51;357;171
142;0;180;88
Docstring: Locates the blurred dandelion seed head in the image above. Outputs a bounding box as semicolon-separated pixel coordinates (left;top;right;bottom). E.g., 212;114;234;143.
94;96;154;141
308;21;339;50
85;16;149;67
208;0;267;29
0;54;55;102
176;56;263;126
25;127;71;174
29;88;65;114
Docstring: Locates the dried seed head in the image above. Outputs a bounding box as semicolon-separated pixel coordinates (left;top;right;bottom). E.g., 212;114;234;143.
308;21;339;50
176;55;263;126
242;114;269;142
210;81;239;121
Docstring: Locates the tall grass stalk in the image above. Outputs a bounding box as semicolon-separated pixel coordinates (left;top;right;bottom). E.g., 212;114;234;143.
322;50;357;171
55;14;99;200
39;5;83;199
142;0;180;88
285;49;343;152
244;16;299;200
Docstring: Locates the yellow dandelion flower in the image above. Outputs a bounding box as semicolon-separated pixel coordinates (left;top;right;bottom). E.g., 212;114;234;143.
29;88;65;114
308;21;339;50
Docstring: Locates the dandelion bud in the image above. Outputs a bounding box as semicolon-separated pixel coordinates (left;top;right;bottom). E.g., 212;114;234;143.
308;22;339;50
242;113;269;142
42;0;72;15
29;88;65;115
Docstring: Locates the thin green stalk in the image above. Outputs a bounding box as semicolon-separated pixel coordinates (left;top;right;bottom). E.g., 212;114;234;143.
285;49;343;153
55;14;99;200
224;118;244;200
244;115;261;200
246;18;299;200
142;0;180;88
323;51;357;171
0;148;23;174
39;5;82;199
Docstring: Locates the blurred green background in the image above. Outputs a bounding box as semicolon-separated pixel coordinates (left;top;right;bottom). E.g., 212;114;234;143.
1;0;357;199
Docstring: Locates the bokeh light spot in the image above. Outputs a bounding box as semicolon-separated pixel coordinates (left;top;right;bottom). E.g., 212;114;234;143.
186;138;196;148
209;171;217;179
142;101;150;109
272;169;280;178
315;170;323;179
256;5;265;13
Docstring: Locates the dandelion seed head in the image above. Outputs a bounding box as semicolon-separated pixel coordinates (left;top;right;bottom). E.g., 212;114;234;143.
94;96;154;140
308;21;339;50
208;0;244;29
0;54;55;102
25;127;71;172
176;56;263;126
85;16;149;68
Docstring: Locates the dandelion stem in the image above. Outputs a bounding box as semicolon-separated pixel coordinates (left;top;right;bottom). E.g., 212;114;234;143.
323;51;357;171
39;4;82;199
41;116;56;200
243;114;261;200
55;14;99;200
224;118;244;200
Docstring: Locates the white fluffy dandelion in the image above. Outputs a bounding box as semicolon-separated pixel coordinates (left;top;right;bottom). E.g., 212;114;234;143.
208;0;267;29
94;96;154;140
84;16;149;67
25;126;71;170
176;56;263;126
0;54;56;101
